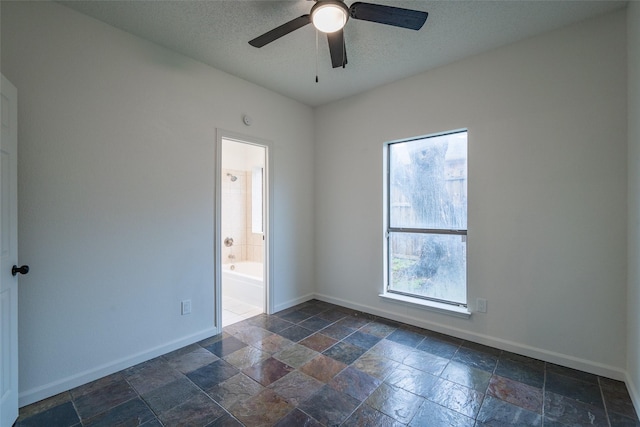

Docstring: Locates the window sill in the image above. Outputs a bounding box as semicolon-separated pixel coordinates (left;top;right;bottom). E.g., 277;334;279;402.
379;292;471;319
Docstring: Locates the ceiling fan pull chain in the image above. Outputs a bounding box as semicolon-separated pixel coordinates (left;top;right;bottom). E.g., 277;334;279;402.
315;29;319;83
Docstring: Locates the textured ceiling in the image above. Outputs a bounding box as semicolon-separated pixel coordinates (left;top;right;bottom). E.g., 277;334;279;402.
58;0;626;107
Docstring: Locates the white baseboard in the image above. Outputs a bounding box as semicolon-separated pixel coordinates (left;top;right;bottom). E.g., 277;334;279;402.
273;293;315;313
18;326;219;408
314;293;627;381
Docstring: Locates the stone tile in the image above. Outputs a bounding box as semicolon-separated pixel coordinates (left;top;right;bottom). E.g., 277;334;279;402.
186;360;239;391
409;399;476;427
298;316;332;332
273;409;322;427
222;323;243;336
268;370;324;406
273;343;319;368
402;349;449;376
499;351;546;370
274;305;305;317
368;339;413;363
609;412;640;426
242;357;294;386
358;321;398;339
323;341;367;365
425;378;485;419
316;309;349;322
335;315;371;330
540;418;568;427
70;372;126;399
342;403;404;427
18;391;72;421
399;324;430;335
207;373;264;409
494;358;545;388
163;344;202;360
229;389;294;426
17;402;80;427
452;346;499;373
125;359;185;395
329;366;382;401
600;377;639;420
320;323;357;340
344;331;382;350
233;326;273;345
299;333;338;352
300;354;347;383
206;413;244;426
198;333;230;348
352;351;400;381
365;382;424;424
248;315;293;333
441;361;492;392
158;393;225;427
426;330;462;343
386;329;425;348
166;347;219;374
204;336;247;358
298;385;360;426
544;391;609;426
487;375;543;413
73;376;138;420
83;398;156;427
277;325;314;342
384;363;438;398
417;335;462;359
461;341;502;356
278;309;314;323
547;363;599;384
250;334;294;354
477;395;542;426
546;371;604;408
141;377;203;414
223;345;270;370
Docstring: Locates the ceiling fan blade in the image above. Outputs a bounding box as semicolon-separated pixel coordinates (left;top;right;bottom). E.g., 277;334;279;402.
327;29;347;68
249;15;311;48
349;2;428;30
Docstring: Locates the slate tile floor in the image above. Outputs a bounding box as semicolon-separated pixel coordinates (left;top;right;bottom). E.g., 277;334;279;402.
17;300;640;426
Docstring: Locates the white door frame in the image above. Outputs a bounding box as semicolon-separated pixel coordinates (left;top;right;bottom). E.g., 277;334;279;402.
214;129;274;331
1;75;19;426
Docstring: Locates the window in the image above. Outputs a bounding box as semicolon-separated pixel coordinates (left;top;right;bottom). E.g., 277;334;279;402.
385;130;468;307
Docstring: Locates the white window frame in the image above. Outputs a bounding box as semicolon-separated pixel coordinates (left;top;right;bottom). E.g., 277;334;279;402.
381;130;470;318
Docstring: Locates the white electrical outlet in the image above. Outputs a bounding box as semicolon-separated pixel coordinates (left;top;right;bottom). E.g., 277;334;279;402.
181;300;192;315
476;298;487;313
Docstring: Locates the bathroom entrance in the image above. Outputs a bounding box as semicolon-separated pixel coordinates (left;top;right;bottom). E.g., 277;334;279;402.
218;134;269;327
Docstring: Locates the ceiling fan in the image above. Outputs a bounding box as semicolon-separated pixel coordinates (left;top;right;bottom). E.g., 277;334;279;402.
248;0;428;69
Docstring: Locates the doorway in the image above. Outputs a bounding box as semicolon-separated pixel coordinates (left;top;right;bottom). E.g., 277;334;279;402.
216;132;270;328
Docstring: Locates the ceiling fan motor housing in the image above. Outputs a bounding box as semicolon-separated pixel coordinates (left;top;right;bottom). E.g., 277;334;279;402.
310;0;349;33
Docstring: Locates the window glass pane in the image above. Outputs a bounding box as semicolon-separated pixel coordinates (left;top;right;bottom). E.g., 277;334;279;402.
390;132;467;230
389;232;466;305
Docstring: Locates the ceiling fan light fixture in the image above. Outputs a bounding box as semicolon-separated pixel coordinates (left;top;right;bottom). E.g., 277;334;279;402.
311;1;348;33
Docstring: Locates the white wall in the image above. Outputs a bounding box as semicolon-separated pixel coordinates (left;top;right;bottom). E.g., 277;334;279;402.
628;0;640;413
1;1;315;405
315;10;628;378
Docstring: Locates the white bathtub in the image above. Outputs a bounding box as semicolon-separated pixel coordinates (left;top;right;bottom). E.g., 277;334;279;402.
222;262;264;308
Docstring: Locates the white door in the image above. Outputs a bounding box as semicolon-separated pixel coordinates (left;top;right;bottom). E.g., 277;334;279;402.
0;75;20;427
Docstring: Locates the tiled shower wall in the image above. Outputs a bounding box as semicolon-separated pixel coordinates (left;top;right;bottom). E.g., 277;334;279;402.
222;168;263;264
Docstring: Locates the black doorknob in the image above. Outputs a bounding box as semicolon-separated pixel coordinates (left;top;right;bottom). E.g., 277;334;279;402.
12;265;29;276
